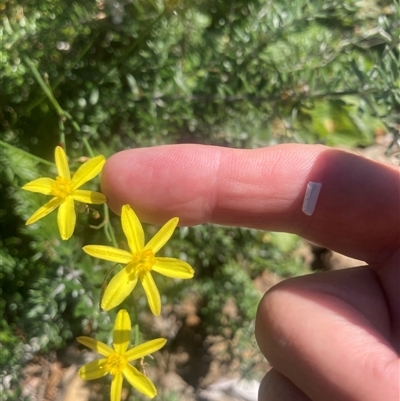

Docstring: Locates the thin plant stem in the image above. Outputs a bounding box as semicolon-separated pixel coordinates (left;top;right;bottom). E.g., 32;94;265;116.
133;324;140;346
0;140;55;168
22;33;99;119
82;138;115;247
22;55;88;147
81;136;95;158
103;205;118;248
58;118;66;149
22;55;64;117
23;54;69;146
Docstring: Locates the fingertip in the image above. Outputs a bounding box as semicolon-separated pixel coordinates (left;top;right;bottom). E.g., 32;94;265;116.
100;145;222;224
101;150;129;216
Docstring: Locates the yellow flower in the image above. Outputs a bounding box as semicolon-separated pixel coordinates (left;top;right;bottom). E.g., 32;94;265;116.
22;146;106;240
77;309;166;400
83;204;194;315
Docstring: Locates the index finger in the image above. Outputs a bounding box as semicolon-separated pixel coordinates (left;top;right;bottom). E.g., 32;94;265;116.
101;143;399;263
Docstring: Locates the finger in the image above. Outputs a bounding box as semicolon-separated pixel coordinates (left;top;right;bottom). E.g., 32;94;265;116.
101;144;399;262
255;267;399;401
259;369;312;401
374;250;400;349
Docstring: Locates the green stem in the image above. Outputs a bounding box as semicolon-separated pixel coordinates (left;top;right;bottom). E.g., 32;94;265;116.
23;54;70;147
22;55;86;147
103;206;118;248
21;32;99;119
81;136;95;158
0;140;55;167
22;55;64;117
58;118;66;149
133;324;140;346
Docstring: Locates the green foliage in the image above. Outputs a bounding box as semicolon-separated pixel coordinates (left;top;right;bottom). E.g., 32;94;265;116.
171;225;306;335
0;144;113;375
1;0;398;396
2;0;398;149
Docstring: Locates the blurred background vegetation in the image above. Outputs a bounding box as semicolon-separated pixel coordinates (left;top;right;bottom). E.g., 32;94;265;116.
1;0;399;400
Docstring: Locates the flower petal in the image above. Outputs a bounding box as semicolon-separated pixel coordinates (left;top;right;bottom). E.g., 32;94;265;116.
141;272;161;316
78;358;109;380
57;196;76;240
121;205;144;253
123;364;157;398
26;197;62;225
101;267;138;311
22;178;54;195
77;336;113;356
144;217;178;254
83;245;132;264
110;372;124;401
153;258;195;279
113;309;131;354
72;190;106;204
125;338;167;362
55;146;70;179
71;155;106;190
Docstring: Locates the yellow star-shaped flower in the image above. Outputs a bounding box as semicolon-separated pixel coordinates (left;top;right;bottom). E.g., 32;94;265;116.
22;146;106;240
83;204;194;315
77;309;166;400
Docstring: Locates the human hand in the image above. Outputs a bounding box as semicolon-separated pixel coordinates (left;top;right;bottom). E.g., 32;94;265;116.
100;143;399;401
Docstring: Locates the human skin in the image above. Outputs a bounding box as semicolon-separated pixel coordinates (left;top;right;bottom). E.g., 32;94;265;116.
100;143;399;401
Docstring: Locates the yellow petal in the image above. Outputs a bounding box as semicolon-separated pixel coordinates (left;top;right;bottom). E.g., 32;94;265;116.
57;196;76;240
55;146;71;179
113;309;131;354
78;358;109;380
110;372;124;401
123;364;157;398
101;267;138;311
83;245;132;264
153;258;195;279
125;338;167;362
71;155;106;190
144;217;178;254
141;272;161;316
72;190;106;204
121;205;144;253
22;177;54;194
26;197;62;225
77;336;113;356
